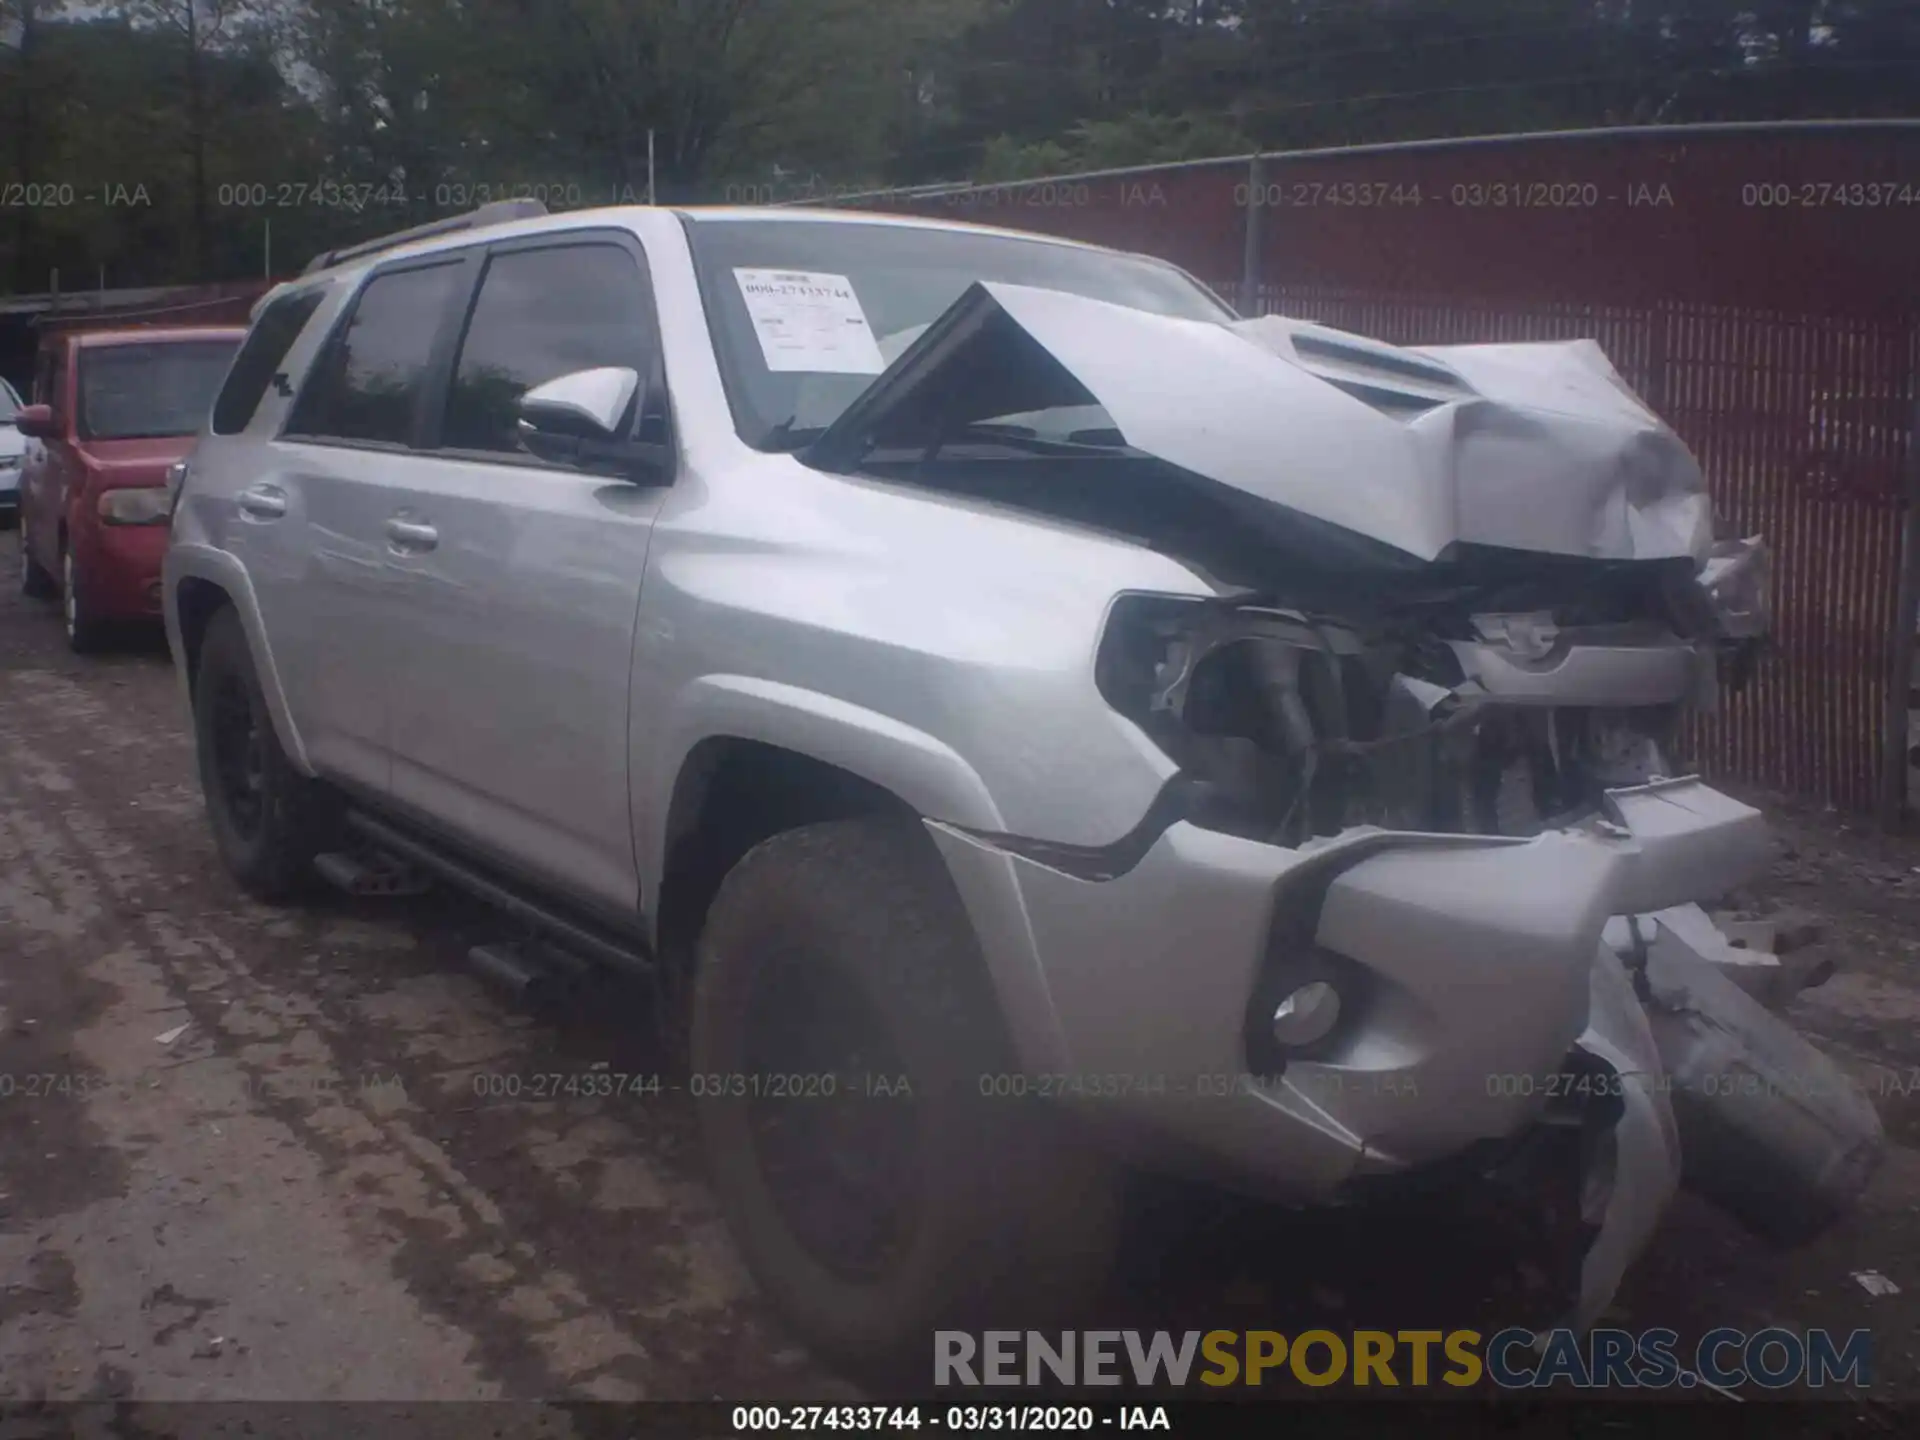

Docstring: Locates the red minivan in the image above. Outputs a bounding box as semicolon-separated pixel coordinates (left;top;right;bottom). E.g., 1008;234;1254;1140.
16;326;244;651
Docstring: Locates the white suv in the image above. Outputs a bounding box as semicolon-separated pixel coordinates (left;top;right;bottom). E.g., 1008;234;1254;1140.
165;199;1878;1379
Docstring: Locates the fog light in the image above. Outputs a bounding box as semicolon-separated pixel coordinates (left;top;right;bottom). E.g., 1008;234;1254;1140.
1272;981;1341;1047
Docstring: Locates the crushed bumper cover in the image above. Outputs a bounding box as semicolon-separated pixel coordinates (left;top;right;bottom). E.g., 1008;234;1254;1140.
1632;925;1883;1248
1564;944;1682;1332
932;775;1878;1332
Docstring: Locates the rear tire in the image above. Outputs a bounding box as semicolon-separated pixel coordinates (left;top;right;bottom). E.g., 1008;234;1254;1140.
691;817;1119;1383
192;607;334;903
19;530;55;599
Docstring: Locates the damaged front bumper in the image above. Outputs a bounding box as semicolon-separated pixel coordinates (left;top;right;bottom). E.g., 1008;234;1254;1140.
930;774;1883;1333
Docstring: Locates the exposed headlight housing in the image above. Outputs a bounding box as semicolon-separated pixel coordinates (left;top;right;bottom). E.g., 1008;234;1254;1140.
1094;593;1411;846
1094;590;1698;846
97;486;173;525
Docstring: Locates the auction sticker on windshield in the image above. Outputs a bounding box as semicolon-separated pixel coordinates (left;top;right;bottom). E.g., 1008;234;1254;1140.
733;269;886;374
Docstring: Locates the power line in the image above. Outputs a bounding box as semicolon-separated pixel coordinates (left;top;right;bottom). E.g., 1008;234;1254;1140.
893;0;1915;173
886;51;1913;174
944;5;1893;85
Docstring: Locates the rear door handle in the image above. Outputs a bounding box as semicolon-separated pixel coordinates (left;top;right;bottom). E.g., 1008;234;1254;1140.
237;484;287;520
385;517;438;553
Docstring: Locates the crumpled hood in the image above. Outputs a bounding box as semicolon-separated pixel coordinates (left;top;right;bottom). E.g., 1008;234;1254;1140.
810;280;1711;566
1238;314;1712;563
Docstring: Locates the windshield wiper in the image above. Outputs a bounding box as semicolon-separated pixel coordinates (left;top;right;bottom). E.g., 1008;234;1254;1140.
908;423;1130;461
783;415;1130;468
960;420;1040;440
757;416;831;453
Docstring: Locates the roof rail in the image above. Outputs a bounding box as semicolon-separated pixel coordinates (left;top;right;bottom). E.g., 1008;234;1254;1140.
301;198;548;275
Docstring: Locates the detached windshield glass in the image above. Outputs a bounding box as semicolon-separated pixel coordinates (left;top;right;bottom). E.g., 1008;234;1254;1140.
78;339;240;441
683;217;1234;450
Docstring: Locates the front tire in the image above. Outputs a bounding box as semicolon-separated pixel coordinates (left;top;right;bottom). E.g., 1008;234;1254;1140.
61;541;109;653
691;818;1119;1382
192;607;334;903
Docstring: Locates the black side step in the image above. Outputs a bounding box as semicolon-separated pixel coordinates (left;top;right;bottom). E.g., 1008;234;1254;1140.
314;850;432;898
468;942;541;998
343;809;652;976
466;941;597;1006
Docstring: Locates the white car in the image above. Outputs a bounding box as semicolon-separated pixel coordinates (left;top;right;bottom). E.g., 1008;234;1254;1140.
0;376;25;523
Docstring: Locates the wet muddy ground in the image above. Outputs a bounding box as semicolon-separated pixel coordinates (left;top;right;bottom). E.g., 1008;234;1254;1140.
3;527;1919;1424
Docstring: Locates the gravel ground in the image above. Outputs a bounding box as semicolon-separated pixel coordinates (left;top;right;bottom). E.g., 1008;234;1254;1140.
3;526;1919;1422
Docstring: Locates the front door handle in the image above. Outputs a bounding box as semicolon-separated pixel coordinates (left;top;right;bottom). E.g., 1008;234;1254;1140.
385;517;438;552
237;484;287;520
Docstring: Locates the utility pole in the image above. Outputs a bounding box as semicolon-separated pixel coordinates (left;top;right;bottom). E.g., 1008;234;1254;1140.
13;0;41;291
1240;154;1265;316
647;129;656;205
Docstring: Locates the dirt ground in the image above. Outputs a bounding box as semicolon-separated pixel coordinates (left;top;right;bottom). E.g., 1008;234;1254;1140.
4;526;1920;1421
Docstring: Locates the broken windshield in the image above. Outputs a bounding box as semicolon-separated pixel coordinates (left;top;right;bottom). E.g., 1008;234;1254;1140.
681;215;1234;452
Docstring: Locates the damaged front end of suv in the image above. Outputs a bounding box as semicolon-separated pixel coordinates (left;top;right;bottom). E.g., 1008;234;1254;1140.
802;278;1883;1332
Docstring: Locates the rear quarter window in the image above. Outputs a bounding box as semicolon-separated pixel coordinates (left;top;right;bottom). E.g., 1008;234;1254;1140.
213;288;328;435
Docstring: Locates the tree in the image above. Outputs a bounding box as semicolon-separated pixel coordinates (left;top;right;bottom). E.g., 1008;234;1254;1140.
3;0;1916;290
1;0;69;289
124;0;271;272
465;0;985;199
295;0;500;222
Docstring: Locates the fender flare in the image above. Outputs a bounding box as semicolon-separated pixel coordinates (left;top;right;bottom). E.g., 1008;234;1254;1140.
642;674;1007;889
642;675;1072;1069
161;543;314;775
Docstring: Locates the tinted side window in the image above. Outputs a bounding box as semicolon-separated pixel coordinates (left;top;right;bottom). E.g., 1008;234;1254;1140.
442;243;654;456
213;288;327;435
287;261;462;446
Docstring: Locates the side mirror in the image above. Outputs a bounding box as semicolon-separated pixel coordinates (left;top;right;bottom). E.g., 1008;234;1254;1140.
13;403;57;440
515;366;670;482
